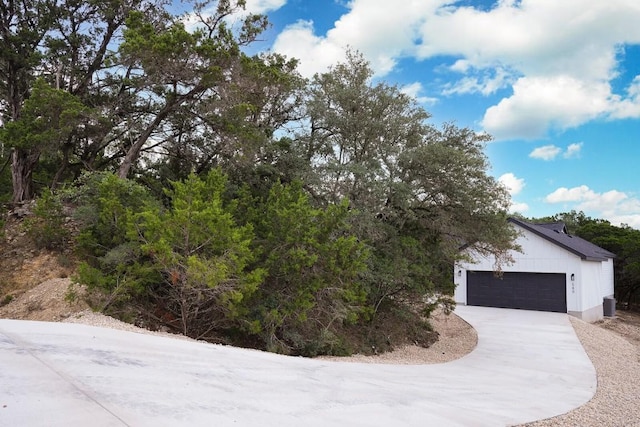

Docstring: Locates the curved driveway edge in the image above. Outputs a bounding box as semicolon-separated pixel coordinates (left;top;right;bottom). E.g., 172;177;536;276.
0;306;595;427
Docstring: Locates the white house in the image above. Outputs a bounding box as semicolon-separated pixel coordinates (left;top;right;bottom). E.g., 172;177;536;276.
454;218;615;322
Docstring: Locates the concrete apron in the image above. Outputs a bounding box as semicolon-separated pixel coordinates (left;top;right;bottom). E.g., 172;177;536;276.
0;306;595;427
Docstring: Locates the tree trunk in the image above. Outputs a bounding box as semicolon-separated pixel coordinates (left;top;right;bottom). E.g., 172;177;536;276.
117;99;179;179
11;147;41;204
50;145;70;191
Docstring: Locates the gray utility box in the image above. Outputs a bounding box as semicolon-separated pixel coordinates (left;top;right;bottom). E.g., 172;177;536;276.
603;297;616;317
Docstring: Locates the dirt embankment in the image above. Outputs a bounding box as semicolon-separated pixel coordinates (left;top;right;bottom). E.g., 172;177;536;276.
1;213;75;296
0;277;88;322
0;212;83;321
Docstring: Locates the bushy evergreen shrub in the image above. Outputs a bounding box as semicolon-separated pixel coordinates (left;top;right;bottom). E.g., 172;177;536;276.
23;189;69;250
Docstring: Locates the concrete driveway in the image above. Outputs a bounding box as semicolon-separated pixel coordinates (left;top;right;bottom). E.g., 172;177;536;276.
0;306;596;427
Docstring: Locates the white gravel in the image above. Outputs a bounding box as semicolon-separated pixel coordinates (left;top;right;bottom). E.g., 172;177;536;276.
63;309;194;341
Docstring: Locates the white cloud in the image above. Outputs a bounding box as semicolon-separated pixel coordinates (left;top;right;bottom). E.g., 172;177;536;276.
269;20;346;77
509;201;530;214
544;185;640;228
415;2;635;80
610;212;640;229
450;59;471;73
529;143;584;161
498;173;527;213
546;186;583;203
482;76;612;140
610;75;640;119
244;0;287;15
417;1;640;139
400;82;438;105
272;0;442;77
529;145;561;161
498;172;525;196
563;142;583;159
545;185;599;203
443;66;514;96
183;0;286;32
606;196;640;228
270;0;640;138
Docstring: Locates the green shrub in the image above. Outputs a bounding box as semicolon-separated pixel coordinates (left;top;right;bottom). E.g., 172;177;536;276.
130;170;266;337
64;282;81;303
68;172;161;312
23;189;69;250
65;171;155;258
74;259;159;311
74;170;266;338
239;180;369;354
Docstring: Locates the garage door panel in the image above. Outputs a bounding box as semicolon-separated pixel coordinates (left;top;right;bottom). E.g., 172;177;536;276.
467;271;566;313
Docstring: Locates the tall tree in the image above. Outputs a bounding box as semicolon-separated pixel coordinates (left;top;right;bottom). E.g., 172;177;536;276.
0;0;164;201
0;78;90;188
201;53;305;178
0;0;56;202
237;180;368;353
297;51;518;309
146;52;305;189
301;50;429;208
40;0;162;186
130;170;266;338
115;1;269;178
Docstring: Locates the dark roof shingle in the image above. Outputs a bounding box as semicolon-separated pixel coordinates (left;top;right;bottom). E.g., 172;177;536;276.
508;217;616;261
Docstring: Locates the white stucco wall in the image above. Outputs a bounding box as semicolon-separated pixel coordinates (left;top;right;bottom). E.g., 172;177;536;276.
454;224;614;321
575;260;604;322
572;257;615;322
602;258;615;297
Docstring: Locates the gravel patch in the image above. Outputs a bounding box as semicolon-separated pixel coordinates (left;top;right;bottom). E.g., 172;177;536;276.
63;309;194;341
318;308;478;364
0;278;89;321
520;316;640;427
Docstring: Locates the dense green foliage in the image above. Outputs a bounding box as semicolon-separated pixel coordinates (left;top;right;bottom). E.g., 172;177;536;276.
22;188;68;249
1;1;522;354
237;181;369;354
71;171;369;352
296;51;518;310
69;172;160;310
129;171;266;338
530;211;640;308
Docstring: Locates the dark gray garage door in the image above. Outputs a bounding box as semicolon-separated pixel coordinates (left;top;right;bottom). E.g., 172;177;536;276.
467;271;567;313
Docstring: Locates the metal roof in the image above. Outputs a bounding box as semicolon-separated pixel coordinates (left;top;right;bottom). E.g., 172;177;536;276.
508;217;616;262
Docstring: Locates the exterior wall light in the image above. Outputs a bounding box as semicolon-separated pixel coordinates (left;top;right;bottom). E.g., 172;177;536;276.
570;273;575;294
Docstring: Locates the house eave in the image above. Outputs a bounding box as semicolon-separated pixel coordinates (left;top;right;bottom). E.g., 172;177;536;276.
583;256;608;262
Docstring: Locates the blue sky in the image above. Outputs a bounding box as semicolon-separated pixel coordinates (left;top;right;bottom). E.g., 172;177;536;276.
222;0;640;227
